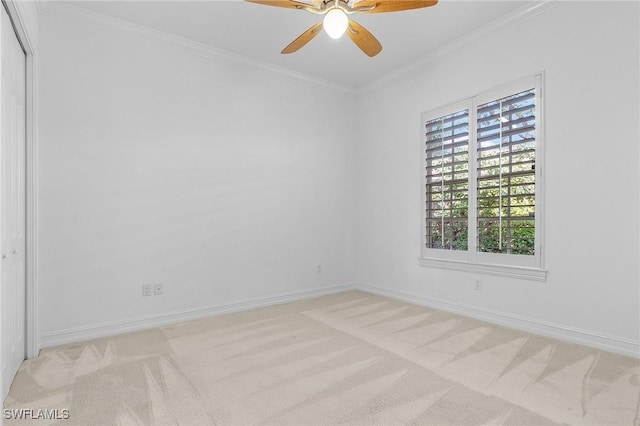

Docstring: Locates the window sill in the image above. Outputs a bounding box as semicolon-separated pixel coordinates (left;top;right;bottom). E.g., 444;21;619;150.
418;257;548;281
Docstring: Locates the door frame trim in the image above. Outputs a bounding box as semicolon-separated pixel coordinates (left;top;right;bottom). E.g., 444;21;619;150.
2;0;38;359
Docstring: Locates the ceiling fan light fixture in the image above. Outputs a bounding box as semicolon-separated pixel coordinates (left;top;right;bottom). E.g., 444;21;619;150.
323;7;348;39
245;0;439;57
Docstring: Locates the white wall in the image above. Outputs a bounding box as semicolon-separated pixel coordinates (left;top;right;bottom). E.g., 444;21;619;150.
355;1;640;355
36;1;640;356
37;11;357;340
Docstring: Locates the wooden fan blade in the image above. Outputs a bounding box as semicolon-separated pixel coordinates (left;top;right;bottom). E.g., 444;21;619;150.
346;19;382;57
354;0;438;14
282;22;323;54
244;0;313;10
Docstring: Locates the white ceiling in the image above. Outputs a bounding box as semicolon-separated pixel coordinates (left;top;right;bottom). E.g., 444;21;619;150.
68;0;534;89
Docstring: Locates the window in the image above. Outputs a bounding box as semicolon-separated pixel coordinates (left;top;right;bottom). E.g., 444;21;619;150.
476;88;536;255
421;75;545;280
425;110;469;251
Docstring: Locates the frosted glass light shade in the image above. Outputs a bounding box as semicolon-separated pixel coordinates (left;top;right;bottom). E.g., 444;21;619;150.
323;8;348;39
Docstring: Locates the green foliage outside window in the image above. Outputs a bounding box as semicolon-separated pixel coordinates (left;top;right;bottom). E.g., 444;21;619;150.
425;87;536;256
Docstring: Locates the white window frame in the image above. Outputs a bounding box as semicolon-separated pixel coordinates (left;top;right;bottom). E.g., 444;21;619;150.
419;74;547;281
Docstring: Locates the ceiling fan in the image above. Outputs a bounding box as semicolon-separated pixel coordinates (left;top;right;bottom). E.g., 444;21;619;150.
244;0;438;57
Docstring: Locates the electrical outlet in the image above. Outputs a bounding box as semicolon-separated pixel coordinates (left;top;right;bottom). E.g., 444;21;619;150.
154;283;163;296
142;284;153;297
474;279;482;291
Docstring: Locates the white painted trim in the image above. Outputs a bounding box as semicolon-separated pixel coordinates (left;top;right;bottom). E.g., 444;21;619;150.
420;74;546;274
356;282;640;358
34;1;563;95
36;1;355;96
360;1;563;92
39;283;356;349
417;257;548;281
38;281;640;358
2;0;38;360
0;2;4;404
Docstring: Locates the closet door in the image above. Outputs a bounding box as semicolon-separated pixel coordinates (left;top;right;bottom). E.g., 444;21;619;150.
1;5;26;400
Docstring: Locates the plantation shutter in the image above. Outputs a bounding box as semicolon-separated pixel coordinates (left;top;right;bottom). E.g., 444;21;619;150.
424;110;469;250
476;89;536;255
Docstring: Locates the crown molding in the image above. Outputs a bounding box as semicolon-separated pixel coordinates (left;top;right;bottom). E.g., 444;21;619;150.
359;1;565;93
36;1;356;95
37;1;565;96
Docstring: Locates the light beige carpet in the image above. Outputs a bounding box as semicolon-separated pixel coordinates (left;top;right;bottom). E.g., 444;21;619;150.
4;291;640;425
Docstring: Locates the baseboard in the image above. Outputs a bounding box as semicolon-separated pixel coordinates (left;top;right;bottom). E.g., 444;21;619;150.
39;283;356;350
39;282;639;358
355;282;640;359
